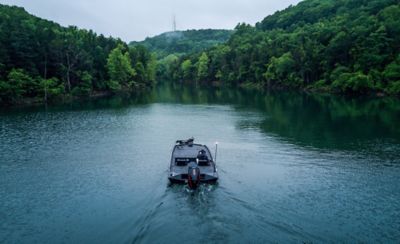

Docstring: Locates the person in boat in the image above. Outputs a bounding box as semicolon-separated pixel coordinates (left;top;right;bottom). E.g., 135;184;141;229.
197;149;209;166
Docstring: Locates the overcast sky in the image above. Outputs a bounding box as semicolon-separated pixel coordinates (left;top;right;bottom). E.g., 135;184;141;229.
1;0;302;42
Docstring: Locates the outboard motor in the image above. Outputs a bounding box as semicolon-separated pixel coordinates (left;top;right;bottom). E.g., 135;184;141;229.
187;165;200;189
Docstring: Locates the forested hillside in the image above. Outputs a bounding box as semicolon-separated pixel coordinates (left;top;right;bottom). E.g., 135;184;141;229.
130;29;232;81
129;29;233;58
0;4;156;105
2;0;400;106
170;0;400;95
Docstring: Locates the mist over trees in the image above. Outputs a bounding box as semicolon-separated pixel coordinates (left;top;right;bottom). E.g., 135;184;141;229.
129;29;233;59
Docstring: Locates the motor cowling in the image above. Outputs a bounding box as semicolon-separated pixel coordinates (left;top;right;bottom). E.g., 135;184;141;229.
187;165;200;189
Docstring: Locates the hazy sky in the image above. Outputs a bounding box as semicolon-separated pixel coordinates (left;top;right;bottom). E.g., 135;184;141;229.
1;0;302;42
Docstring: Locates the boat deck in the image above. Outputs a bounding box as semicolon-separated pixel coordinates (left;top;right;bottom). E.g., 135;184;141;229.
169;143;218;182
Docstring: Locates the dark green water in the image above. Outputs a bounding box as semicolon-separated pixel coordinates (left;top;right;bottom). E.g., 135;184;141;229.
1;84;400;243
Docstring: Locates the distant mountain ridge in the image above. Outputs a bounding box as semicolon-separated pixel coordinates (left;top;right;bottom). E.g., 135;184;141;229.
129;29;233;58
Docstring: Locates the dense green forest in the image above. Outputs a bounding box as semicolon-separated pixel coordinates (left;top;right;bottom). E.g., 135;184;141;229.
129;29;233;58
1;0;400;106
0;4;156;105
169;0;400;95
130;29;232;81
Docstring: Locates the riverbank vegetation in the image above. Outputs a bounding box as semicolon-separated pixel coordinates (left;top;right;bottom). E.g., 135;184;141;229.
0;5;156;105
168;0;400;95
1;0;400;106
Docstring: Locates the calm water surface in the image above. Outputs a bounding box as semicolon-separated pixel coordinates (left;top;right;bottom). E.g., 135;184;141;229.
1;85;400;243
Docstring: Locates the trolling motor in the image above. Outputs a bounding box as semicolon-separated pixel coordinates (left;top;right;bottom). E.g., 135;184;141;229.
176;137;194;146
187;164;200;189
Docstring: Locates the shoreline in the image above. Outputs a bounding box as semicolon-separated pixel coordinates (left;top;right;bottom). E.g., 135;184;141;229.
233;81;397;99
0;85;153;109
2;82;399;110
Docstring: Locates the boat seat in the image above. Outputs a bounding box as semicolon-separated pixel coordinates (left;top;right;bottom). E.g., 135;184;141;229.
197;159;209;166
175;158;190;166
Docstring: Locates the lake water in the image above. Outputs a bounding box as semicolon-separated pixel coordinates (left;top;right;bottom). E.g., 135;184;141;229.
1;84;400;243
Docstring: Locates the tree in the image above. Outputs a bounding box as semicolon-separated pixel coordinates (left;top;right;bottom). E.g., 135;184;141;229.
263;52;297;86
383;56;400;94
129;29;233;59
196;52;209;81
0;5;158;105
157;54;179;81
181;59;193;81
332;71;373;93
168;0;400;95
71;71;92;96
6;68;36;99
40;77;64;101
106;44;136;91
146;54;157;83
383;57;400;83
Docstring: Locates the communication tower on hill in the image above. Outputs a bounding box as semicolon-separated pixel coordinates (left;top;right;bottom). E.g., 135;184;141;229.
173;15;177;32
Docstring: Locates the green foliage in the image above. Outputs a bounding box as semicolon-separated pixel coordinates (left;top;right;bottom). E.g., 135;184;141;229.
130;30;233;82
134;62;146;83
383;56;400;94
169;0;400;95
383;58;400;82
332;72;373;93
264;52;297;86
386;81;400;94
348;73;373;92
128;45;157;85
6;68;36;99
196;53;210;81
105;79;121;92
71;72;92;96
181;60;193;81
157;54;179;80
308;80;329;91
379;5;400;38
106;44;136;91
129;29;233;59
0;80;11;103
146;54;157;83
40;77;64;100
0;4;155;104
